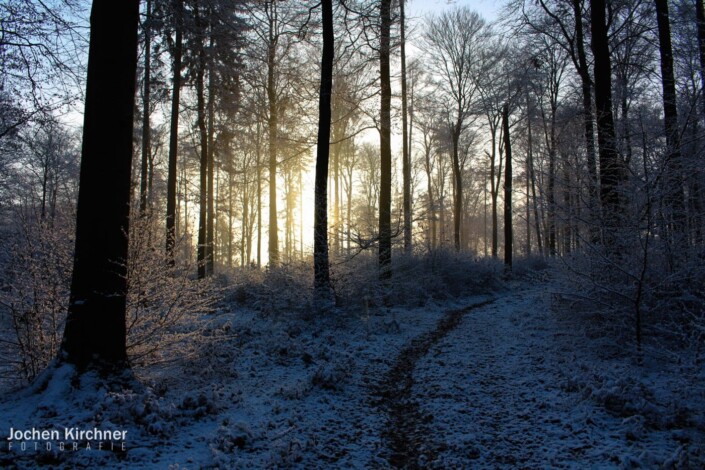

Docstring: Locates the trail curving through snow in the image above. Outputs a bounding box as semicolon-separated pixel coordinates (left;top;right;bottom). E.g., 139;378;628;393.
373;298;496;468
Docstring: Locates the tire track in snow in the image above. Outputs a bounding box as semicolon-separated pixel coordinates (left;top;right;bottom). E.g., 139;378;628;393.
372;298;496;469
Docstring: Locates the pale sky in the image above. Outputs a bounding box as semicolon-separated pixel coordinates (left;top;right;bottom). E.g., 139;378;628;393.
407;0;501;22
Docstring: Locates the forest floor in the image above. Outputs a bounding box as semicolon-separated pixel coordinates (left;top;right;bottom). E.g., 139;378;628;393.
1;280;704;468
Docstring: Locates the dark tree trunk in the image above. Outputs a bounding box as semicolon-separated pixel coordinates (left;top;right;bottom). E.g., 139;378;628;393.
525;94;543;255
166;0;183;262
379;0;392;278
267;5;279;267
503;103;513;271
140;0;151;216
400;0;411;253
333;138;340;254
489;123;499;257
528;114;542;256
256;124;262;268
696;0;705;116
195;4;208;279
572;0;598;211
696;0;705;242
60;0;140;369
314;0;334;296
525;122;531;255
424;142;435;250
452;125;463;251
548;108;557;256
590;0;624;240
655;0;686;239
206;34;215;275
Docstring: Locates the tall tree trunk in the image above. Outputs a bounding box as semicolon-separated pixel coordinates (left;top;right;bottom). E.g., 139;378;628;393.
379;0;392;278
140;0;151;216
40;149;49;219
572;0;598;212
61;0;140;369
256;121;262;268
439;161;446;248
230;164;235;268
489;126;498;257
547;108;557;256
240;169;247;266
562;159;573;254
525;92;532;255
346;156;353;255
166;0;183;262
655;0;686;242
267;5;279;267
526;100;543;255
696;0;705;116
452;124;463;251
424;144;435;251
694;0;705;244
591;0;624;242
400;0;411;253
620;88;633;165
195;4;208;279
333;139;340;255
314;0;333;296
503;103;513;271
206;35;215;275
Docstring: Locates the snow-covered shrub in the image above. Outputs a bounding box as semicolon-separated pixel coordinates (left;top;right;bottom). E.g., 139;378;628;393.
331;249;503;309
125;215;219;368
222;249;502;316
0;215;73;381
224;260;313;314
556;236;705;363
0;212;219;381
512;254;552;279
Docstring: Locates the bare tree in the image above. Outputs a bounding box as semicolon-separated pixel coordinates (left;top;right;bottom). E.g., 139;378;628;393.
379;0;393;277
314;0;334;299
400;0;411;253
655;0;687;245
591;0;626;243
165;0;184;262
423;7;487;251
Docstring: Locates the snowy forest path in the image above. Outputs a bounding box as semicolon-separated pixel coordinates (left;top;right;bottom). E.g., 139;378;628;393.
373;296;497;468
408;285;569;467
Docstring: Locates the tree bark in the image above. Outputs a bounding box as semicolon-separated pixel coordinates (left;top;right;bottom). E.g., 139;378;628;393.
379;0;392;278
423;138;435;250
696;0;705;116
61;0;140;369
452;124;463;251
140;0;151;216
503;103;513;271
572;0;598;211
195;3;208;279
206;33;215;275
526;95;543;255
400;0;411;253
256;121;262;268
267;3;279;267
166;0;183;262
547;106;557;256
314;0;333;297
655;0;686;240
591;0;624;241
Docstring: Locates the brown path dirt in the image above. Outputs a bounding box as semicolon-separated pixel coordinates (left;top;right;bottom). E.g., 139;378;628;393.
373;298;496;469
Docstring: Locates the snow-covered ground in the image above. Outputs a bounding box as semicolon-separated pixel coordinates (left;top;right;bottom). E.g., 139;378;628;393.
413;285;705;467
1;281;703;468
